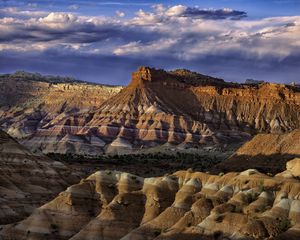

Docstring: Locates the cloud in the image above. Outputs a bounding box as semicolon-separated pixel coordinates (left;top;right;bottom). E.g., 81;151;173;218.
116;10;125;18
165;5;187;17
40;12;78;24
68;4;80;11
183;7;247;20
0;4;300;83
113;38;177;56
27;3;38;8
140;5;247;20
0;7;47;18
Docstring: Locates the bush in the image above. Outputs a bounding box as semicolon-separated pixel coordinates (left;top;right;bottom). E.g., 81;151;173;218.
130;175;137;180
50;223;59;230
153;230;161;237
258;181;265;192
278;218;291;232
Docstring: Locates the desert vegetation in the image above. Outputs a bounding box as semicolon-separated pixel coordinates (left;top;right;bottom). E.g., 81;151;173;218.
47;152;223;177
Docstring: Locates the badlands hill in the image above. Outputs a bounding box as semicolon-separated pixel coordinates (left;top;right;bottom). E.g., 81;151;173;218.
0;130;80;224
0;71;122;142
2;160;300;240
0;67;299;155
216;128;300;174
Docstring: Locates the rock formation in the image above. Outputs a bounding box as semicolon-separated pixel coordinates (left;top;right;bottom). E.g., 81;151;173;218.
0;130;80;224
0;72;122;145
216;128;300;173
2;160;300;239
1;67;299;155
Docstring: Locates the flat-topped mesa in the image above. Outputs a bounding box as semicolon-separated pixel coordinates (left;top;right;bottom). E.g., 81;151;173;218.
130;66;170;86
130;66;228;87
169;68;226;86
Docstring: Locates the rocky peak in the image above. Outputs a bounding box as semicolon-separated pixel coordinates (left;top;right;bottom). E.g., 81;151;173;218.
130;66;169;86
130;66;227;87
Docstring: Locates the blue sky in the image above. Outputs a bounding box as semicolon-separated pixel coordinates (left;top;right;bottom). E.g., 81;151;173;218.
2;0;300;18
1;0;300;84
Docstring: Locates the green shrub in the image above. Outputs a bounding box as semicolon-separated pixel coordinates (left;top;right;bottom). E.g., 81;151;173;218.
153;230;161;237
130;175;137;180
50;223;59;230
258;180;265;192
278;218;291;232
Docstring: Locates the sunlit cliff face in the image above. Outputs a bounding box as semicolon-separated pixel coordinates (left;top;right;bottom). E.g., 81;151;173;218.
1;67;299;155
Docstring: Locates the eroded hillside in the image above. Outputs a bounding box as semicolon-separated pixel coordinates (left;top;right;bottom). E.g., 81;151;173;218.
2;160;300;239
216;128;300;173
0;130;80;224
0;72;122;150
25;67;300;155
1;68;299;155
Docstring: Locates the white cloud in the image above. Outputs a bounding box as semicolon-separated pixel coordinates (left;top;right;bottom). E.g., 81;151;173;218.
113;39;177;56
116;10;125;18
0;4;300;64
165;5;187;17
40;12;78;24
0;7;47;18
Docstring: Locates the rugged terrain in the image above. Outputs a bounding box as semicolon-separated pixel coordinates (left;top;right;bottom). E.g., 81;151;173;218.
1;67;299;155
0;130;80;225
2;159;300;240
216;128;300;174
0;71;122;154
0;68;299;240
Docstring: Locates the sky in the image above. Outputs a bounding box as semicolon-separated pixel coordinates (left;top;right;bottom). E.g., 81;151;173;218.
1;0;300;85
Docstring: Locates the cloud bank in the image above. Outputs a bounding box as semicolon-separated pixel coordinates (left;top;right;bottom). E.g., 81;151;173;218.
0;4;300;84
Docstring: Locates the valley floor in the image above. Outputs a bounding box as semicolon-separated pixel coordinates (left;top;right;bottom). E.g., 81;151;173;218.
47;148;234;179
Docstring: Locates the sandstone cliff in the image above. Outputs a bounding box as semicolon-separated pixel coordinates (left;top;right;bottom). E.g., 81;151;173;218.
0;73;122;140
2;160;300;239
1;68;299;155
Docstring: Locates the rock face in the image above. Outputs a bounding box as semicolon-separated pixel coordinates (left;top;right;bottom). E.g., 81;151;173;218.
0;72;122;153
286;158;300;177
1;67;300;155
0;130;80;224
2;164;300;240
216;128;300;173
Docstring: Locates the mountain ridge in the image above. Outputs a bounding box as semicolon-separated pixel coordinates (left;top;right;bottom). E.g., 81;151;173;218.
0;66;299;155
0;71;122;87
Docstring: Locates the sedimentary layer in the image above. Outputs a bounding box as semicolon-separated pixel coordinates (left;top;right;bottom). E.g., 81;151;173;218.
1;68;300;155
2;159;300;239
0;130;80;224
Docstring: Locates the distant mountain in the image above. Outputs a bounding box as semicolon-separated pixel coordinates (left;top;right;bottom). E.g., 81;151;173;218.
0;71;107;85
0;67;299;155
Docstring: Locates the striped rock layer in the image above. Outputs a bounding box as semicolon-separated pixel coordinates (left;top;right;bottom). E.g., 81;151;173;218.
2;160;300;240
